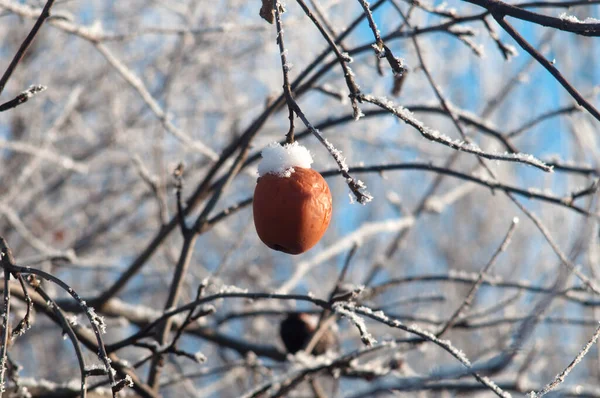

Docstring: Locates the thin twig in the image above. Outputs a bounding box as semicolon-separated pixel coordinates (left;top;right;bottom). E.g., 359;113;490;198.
0;84;46;112
357;0;406;76
493;15;600;123
10;274;32;340
335;303;510;397
509;196;600;295
0;258;10;398
173;163;188;234
4;259;119;395
32;280;88;398
465;0;600;36
304;244;359;353
0;0;55;96
359;95;553;172
532;325;600;396
295;0;363;119
273;0;296;143
437;218;519;336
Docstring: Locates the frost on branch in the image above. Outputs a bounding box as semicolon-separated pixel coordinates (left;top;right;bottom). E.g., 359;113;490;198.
316;136;372;204
21;85;46;99
86;306;106;334
360;95;553;172
332;302;377;346
322;138;348;172
559;12;600;24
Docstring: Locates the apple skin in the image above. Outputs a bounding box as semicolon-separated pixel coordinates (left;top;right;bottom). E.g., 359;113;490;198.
253;167;332;255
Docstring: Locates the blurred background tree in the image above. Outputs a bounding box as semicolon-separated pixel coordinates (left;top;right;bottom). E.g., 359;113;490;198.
1;0;600;396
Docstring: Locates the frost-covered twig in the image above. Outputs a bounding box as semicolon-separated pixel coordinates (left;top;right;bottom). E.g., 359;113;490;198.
347;379;600;397
2;254;119;395
558;12;600;24
129;283;214;370
366;272;590;305
464;0;600;36
273;0;296;143
0;85;46;112
339;303;511;397
4;273;150;396
146;233;198;389
0;243;12;398
493;15;600;123
131;338;209;369
108;291;332;353
32;281;88;398
0;0;55;96
149;139;258;388
242;343;392;398
323;163;593;216
357;0;406;77
482;17;518;60
333;303;377;346
531;324;600;397
294;0;363;119
10;274;32;341
282;96;373;202
149;144;250;387
359;94;553;172
399;0;458;19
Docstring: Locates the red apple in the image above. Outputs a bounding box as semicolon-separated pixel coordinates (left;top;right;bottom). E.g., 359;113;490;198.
253;167;332;255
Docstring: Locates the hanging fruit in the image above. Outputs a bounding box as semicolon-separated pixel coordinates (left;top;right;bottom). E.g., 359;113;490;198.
253;142;332;255
279;313;337;355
